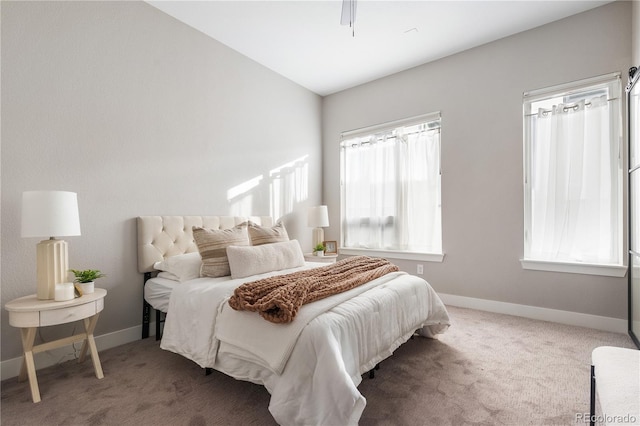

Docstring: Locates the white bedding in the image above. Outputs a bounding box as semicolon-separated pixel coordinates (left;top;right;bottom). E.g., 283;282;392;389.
216;271;409;374
160;262;450;426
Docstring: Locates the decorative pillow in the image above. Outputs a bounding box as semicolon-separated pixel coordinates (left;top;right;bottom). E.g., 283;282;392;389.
248;221;289;246
153;252;202;282
227;239;305;279
192;224;250;277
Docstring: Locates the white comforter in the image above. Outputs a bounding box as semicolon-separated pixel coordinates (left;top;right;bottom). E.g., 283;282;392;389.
160;262;450;426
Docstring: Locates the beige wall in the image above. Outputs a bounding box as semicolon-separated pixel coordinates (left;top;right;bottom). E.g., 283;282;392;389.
323;2;632;320
0;1;322;360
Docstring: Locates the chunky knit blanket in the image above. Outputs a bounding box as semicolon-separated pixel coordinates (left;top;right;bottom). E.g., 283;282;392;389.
228;255;399;323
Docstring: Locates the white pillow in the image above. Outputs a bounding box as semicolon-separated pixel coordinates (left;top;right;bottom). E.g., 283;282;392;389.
153;252;202;282
226;239;305;279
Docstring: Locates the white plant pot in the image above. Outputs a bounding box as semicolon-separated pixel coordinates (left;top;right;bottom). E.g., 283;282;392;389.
78;281;95;294
315;251;324;257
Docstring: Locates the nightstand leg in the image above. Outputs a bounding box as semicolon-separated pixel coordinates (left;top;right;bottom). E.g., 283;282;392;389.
80;314;103;379
19;327;41;403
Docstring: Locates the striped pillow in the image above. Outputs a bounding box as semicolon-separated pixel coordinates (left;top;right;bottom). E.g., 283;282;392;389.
248;221;289;246
192;224;249;277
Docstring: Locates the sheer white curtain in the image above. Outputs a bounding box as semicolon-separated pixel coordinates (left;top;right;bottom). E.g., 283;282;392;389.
402;128;441;253
342;125;441;253
528;95;621;264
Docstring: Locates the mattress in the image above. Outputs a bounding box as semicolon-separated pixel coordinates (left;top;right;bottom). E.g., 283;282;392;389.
143;276;178;312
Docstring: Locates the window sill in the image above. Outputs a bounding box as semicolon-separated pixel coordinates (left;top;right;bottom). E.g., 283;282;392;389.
520;259;627;277
339;248;444;262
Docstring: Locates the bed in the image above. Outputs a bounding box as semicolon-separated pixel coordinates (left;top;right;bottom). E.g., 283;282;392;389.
137;215;450;426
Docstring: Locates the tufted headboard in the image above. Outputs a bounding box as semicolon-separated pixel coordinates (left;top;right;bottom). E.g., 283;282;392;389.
136;216;274;273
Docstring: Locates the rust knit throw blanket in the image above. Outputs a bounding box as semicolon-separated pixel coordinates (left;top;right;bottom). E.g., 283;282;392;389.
228;255;399;323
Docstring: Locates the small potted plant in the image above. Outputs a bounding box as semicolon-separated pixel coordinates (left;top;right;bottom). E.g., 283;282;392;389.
314;243;326;257
70;269;106;295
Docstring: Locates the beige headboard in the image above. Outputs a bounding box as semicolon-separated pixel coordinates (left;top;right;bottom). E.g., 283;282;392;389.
136;216;274;273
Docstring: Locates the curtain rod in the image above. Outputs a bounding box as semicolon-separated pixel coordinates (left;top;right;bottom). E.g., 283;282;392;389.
341;112;441;140
341;128;440;147
524;97;619;117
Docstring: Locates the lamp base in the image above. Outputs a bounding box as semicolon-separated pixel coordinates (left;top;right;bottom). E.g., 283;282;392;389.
36;238;69;300
312;227;325;249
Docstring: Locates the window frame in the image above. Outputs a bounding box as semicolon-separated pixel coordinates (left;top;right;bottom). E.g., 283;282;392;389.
521;72;626;277
339;112;444;262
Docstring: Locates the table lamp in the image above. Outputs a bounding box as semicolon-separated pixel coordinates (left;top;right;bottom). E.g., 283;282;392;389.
308;205;329;249
21;191;81;300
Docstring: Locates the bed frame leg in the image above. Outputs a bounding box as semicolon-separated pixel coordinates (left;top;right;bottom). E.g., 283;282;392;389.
155;310;162;341
142;272;152;339
142;272;166;341
142;301;151;339
590;365;596;426
368;363;380;379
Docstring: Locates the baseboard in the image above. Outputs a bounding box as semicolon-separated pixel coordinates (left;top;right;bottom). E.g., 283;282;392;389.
0;321;156;381
439;293;627;334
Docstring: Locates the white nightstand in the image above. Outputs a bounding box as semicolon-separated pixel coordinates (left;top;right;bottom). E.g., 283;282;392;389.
4;288;107;403
304;253;338;263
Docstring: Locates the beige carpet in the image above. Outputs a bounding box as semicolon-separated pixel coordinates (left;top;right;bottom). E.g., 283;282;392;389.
1;306;635;425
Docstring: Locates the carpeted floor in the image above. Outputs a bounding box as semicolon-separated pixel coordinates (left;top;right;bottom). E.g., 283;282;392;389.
0;306;635;425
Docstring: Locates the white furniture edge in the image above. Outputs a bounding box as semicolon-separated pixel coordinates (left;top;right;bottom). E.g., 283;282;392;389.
5;289;106;313
591;346;640;425
1;293;627;381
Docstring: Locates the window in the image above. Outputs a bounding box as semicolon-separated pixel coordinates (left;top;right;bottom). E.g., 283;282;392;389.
522;73;625;276
340;113;442;261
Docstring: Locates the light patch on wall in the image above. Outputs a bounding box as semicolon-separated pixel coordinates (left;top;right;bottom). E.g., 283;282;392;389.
226;155;309;220
228;175;263;216
270;155;309;220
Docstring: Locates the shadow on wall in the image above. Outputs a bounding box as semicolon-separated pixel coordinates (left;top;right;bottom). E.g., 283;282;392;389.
227;155;309;220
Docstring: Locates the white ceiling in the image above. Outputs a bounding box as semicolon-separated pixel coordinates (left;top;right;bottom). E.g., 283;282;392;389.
147;0;613;96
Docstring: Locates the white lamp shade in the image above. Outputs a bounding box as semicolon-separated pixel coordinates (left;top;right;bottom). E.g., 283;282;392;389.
21;191;81;238
308;205;329;228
